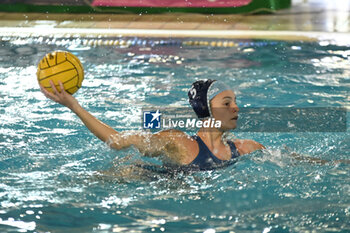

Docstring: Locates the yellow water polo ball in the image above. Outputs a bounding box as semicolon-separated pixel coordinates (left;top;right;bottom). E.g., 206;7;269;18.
37;51;84;95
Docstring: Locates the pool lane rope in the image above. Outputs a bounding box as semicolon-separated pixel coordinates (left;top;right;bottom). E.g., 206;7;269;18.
80;38;277;47
0;36;278;48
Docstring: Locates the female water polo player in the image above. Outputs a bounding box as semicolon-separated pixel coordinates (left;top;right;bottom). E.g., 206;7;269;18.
40;79;265;171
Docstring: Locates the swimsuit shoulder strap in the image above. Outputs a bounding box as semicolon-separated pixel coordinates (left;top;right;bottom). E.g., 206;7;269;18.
190;135;216;163
191;135;213;155
191;136;240;162
189;135;240;170
226;140;240;158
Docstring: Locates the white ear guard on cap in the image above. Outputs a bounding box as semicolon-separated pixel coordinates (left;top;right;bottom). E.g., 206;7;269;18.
206;81;232;118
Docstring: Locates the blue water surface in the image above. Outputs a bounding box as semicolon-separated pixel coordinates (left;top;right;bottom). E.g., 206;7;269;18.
0;37;349;233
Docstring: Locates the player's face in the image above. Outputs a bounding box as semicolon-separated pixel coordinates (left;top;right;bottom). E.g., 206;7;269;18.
210;90;239;131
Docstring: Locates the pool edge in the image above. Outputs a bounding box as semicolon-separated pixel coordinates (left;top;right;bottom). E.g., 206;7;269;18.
1;27;350;42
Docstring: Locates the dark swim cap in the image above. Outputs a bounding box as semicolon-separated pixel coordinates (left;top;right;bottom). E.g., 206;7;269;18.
188;79;232;119
188;79;215;119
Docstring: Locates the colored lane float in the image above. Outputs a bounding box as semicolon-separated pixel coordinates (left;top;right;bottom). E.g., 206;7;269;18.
80;38;278;48
0;36;278;48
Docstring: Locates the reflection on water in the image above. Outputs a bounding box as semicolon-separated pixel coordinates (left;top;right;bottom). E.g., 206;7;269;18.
0;37;349;232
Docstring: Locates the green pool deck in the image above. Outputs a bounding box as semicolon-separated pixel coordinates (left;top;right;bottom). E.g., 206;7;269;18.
0;0;349;40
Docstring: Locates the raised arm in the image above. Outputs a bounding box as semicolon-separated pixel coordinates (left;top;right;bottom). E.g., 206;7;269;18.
40;81;189;164
109;129;191;164
41;81;118;144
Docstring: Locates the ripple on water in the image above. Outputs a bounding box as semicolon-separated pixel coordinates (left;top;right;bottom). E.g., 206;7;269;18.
0;38;349;232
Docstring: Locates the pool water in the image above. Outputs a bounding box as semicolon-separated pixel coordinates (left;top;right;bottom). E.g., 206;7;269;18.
0;37;349;232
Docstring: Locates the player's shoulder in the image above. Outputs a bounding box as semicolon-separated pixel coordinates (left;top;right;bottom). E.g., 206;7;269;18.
155;129;192;139
154;129;198;164
233;139;265;155
155;129;197;148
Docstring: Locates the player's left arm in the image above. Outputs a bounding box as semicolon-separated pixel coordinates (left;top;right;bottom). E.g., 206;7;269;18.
287;151;350;165
234;139;350;165
234;139;265;155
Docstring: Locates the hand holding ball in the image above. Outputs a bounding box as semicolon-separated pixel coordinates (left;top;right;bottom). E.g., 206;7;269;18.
37;51;84;95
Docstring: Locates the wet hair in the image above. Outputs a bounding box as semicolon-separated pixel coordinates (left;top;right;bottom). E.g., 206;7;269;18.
188;79;231;119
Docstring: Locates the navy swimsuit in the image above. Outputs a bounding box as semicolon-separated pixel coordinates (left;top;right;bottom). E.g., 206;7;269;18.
188;135;240;170
135;135;240;174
